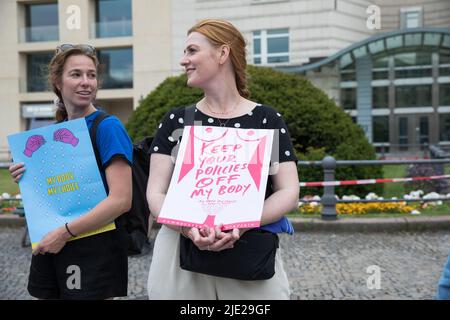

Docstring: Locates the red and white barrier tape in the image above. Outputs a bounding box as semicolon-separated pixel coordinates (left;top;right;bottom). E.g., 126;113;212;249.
299;174;450;187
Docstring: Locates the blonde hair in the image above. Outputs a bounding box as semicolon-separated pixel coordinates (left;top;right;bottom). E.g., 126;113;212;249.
48;47;100;122
188;19;250;98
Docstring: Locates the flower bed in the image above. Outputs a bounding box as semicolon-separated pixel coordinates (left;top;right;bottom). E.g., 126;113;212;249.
299;202;417;215
298;190;446;215
0;193;22;214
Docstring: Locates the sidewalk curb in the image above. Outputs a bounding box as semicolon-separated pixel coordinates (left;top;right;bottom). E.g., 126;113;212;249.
1;214;450;232
0;215;25;228
289;216;450;232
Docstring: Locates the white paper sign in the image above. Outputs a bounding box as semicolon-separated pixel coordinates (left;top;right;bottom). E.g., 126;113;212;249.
157;126;274;230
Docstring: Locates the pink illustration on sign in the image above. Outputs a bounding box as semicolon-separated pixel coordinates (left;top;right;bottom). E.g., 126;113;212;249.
202;214;216;228
199;200;228;228
178;126;195;183
247;135;267;191
53;128;79;147
235;129;261;142
193;126;228;142
23;135;46;157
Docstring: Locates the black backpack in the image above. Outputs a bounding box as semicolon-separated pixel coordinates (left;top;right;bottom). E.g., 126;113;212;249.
89;112;153;256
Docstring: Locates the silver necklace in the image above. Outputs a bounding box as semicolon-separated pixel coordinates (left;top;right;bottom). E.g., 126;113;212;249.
216;117;231;127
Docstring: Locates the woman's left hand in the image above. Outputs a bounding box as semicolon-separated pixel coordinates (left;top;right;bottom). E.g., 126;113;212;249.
32;226;72;255
208;226;250;252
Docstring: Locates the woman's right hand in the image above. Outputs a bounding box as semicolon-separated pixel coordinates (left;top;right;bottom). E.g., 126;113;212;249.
183;226;216;251
199;224;238;252
9;162;26;183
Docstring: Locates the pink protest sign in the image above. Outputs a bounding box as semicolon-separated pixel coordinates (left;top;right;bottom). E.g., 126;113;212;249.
157;126;274;230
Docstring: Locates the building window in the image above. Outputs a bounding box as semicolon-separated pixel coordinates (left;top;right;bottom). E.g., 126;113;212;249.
373;70;389;80
394;52;431;67
98;48;133;89
439;114;450;141
95;0;132;38
22;103;55;129
28;118;56;130
340;71;355;81
419;116;429;144
340;88;356;110
372;56;389;80
22;103;55;119
439;51;450;76
372;116;389;143
373;56;389;69
440;68;450;76
27;53;53;92
24;3;59;42
253;28;289;64
400;7;423;29
440;84;450;106
398;117;408;150
395;85;432;108
395;68;432;78
394;52;432;78
373;87;389;109
440;51;450;65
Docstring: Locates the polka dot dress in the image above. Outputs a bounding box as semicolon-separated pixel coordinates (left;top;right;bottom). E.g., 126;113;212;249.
149;104;297;164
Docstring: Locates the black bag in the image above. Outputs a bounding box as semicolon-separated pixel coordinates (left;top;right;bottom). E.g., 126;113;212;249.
90;112;153;256
179;229;279;280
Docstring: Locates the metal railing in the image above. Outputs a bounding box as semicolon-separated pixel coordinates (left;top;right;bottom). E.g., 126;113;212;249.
2;145;450;221
374;142;430;159
298;145;450;220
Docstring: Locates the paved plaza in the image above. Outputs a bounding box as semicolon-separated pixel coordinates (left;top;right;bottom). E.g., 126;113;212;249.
1;227;448;300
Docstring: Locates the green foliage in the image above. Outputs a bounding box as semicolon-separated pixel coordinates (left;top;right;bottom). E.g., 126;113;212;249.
126;74;203;141
0;169;19;196
126;65;383;197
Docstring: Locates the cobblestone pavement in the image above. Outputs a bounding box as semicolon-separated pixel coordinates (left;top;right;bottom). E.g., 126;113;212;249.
1;227;449;300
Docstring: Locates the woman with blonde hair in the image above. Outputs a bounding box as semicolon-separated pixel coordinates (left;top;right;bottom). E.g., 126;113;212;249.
146;19;299;300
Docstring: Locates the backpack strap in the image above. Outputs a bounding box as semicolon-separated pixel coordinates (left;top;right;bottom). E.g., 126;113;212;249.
184;104;197;126
89;112;111;170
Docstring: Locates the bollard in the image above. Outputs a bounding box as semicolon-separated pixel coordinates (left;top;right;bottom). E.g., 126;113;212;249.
321;156;337;220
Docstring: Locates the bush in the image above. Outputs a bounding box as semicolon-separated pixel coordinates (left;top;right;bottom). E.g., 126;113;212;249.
126;65;383;197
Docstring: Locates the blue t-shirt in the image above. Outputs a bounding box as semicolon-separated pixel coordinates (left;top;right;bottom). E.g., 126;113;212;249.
85;111;133;191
